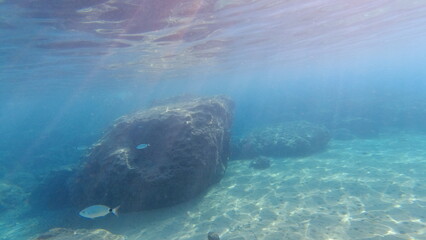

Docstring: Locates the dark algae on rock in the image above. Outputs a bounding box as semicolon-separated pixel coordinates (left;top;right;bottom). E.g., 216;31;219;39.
68;96;234;212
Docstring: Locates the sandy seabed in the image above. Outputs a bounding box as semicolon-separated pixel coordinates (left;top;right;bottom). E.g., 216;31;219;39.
2;132;426;240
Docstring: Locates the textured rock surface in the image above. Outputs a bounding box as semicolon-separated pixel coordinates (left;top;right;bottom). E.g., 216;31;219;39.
208;232;221;240
32;228;125;240
233;121;330;159
69;96;233;212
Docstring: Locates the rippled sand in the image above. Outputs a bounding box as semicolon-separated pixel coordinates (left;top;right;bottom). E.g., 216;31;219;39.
119;132;426;240
3;132;426;240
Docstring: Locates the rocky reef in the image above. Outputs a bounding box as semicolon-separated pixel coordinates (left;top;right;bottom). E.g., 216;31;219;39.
0;181;27;212
32;228;125;240
68;96;233;212
233;121;330;159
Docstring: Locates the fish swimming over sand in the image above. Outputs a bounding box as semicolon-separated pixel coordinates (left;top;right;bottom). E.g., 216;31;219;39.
136;143;150;149
75;145;89;151
79;205;120;219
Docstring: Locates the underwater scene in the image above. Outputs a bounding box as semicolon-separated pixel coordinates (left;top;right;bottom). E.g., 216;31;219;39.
2;0;426;239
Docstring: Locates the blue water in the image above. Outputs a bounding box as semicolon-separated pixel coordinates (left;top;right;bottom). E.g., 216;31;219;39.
2;0;426;239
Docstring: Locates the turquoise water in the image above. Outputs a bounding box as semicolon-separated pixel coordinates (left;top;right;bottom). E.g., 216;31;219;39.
2;1;426;239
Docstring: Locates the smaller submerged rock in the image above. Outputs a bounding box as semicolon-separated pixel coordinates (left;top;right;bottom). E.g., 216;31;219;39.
32;228;126;240
233;121;330;159
249;156;271;170
208;232;221;240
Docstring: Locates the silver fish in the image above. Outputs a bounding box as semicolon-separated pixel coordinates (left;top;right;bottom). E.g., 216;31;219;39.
76;146;88;151
79;205;120;219
136;143;150;150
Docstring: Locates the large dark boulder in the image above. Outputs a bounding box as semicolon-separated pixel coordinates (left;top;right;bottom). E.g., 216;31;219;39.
69;96;233;212
233;121;330;159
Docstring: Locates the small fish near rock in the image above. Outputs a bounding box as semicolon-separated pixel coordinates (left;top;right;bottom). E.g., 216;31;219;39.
136;143;150;150
79;205;120;219
249;156;271;170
